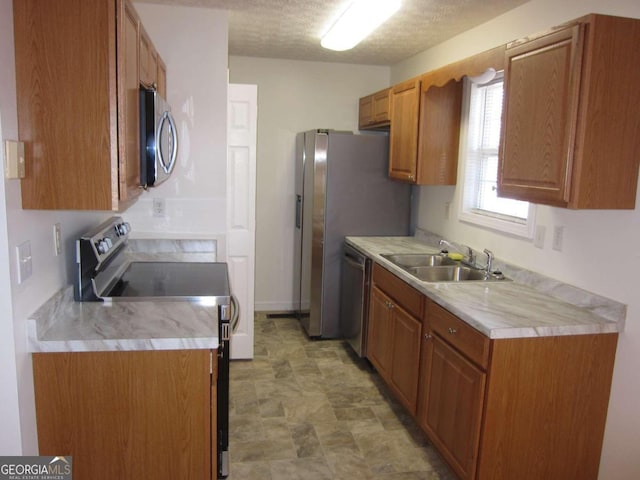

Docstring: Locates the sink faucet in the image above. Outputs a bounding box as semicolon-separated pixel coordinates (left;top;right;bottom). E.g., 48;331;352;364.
484;249;494;276
439;239;475;266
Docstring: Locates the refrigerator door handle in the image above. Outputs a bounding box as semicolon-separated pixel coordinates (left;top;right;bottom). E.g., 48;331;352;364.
295;194;302;229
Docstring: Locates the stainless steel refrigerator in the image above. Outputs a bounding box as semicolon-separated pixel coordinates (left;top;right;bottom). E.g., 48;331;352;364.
294;129;411;338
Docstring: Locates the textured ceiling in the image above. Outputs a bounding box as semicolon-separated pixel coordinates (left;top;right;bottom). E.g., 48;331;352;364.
136;0;528;65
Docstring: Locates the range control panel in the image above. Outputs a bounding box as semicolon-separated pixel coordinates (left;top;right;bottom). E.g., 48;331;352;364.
80;217;131;264
75;216;131;302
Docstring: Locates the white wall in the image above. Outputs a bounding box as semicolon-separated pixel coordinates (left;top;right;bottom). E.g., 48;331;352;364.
126;4;228;239
0;0;22;453
228;56;390;311
390;1;640;478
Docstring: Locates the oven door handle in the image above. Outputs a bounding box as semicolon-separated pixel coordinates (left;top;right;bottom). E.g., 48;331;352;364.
230;294;240;333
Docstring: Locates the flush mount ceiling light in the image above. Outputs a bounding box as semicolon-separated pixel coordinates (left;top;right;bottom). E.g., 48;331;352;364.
321;0;402;51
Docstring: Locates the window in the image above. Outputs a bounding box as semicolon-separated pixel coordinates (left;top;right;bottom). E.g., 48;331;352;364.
459;71;536;238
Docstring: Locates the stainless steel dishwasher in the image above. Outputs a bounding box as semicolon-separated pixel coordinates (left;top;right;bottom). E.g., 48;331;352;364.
340;243;371;357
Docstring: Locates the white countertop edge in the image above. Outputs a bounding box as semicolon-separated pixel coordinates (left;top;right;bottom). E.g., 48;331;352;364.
28;335;219;353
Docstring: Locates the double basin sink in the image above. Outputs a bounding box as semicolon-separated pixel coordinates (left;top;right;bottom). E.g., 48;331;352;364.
381;253;508;283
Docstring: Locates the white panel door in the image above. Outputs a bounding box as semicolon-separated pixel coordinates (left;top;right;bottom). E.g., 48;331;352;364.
227;84;257;359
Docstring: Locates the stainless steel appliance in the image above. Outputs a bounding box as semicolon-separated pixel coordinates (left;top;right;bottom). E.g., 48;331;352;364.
294;130;411;338
340;244;372;357
139;87;178;188
74;217;235;479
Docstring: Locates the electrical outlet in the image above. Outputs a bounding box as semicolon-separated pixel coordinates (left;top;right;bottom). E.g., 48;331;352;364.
534;225;546;249
152;198;166;218
552;226;564;252
53;223;62;256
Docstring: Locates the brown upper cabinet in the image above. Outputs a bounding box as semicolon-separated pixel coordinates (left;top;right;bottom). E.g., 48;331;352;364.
385;46;505;185
139;25;159;89
499;14;640;209
388;78;422;182
157;56;167;99
359;88;391;129
14;0;165;211
416;78;463;185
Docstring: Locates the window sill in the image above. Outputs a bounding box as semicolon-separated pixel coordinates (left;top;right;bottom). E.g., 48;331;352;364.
458;207;535;238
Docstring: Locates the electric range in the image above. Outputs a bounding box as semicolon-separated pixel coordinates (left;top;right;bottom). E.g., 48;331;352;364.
74;216;233;478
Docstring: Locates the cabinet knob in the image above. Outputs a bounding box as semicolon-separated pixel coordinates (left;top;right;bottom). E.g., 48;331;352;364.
424;333;432;340
408;174;415;181
448;327;457;335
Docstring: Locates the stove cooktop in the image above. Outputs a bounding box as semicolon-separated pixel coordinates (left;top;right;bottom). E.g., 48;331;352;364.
107;261;230;299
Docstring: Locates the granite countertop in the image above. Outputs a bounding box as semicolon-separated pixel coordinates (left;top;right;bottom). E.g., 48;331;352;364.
28;240;220;353
346;236;625;339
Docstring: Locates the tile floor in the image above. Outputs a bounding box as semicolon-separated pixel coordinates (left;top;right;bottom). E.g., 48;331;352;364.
228;313;457;479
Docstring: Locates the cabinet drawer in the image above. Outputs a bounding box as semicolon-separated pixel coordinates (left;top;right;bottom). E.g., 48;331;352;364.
372;263;423;319
429;302;490;369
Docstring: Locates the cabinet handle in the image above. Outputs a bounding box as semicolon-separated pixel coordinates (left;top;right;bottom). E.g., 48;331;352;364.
408;174;415;181
448;327;457;335
424;333;432;340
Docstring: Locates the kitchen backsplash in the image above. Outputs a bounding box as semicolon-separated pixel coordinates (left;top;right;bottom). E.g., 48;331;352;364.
126;239;217;262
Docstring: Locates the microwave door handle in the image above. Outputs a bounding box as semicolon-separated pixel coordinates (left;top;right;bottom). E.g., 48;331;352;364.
166;111;178;173
156;111;178;174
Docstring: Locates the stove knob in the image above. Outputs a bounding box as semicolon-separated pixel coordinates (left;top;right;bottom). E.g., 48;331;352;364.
96;240;108;254
115;222;131;236
115;224;125;236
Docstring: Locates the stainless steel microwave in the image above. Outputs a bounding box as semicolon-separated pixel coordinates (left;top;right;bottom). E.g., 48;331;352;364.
139;87;178;188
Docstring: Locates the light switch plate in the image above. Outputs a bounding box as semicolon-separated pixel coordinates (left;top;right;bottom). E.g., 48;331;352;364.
16;241;32;284
5;140;25;179
53;223;62;256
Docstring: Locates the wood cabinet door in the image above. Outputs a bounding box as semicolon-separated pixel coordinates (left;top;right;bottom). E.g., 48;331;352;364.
33;350;212;480
498;24;584;207
389;304;422;415
389;78;421;182
421;334;486;480
139;26;158;88
372;89;391;124
359;95;373;129
417;80;463;185
117;0;142;207
157;56;167;98
14;0;118;210
367;286;394;377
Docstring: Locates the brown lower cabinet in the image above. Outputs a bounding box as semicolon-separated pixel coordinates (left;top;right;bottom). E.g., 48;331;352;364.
367;266;618;480
32;349;217;480
368;264;423;415
420;333;486;479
